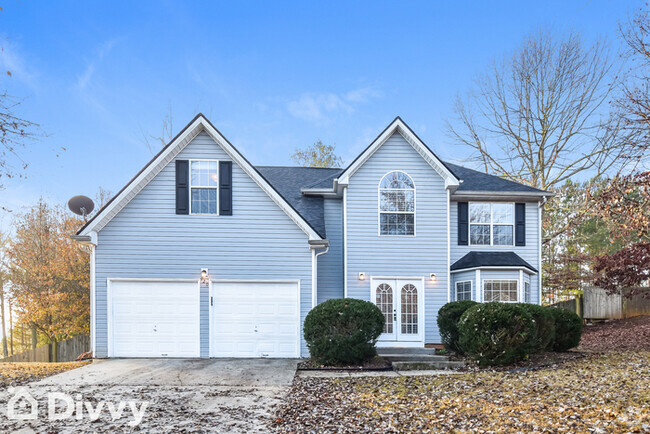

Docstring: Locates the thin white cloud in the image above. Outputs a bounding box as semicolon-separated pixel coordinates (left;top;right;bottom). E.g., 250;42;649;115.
0;42;38;90
287;87;383;123
77;39;117;90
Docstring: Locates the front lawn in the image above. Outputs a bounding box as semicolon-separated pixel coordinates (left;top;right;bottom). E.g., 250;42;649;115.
274;351;649;432
0;361;90;387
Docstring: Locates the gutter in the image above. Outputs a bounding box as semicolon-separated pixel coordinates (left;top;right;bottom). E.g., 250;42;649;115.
70;232;97;246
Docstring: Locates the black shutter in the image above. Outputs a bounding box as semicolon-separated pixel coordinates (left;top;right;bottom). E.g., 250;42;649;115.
515;203;526;246
458;202;469;245
175;160;189;215
219;161;232;216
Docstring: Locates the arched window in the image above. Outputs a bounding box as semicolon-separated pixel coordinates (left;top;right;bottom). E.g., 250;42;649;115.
379;171;415;236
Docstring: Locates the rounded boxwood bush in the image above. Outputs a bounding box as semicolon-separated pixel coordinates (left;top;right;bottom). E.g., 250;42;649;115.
549;308;583;351
437;300;479;354
303;298;384;366
458;302;537;367
517;303;556;353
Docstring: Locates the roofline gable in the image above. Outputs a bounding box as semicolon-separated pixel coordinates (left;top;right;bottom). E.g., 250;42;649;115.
336;117;460;188
77;114;324;241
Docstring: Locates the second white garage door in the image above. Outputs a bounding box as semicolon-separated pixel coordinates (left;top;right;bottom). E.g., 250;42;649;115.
211;281;300;358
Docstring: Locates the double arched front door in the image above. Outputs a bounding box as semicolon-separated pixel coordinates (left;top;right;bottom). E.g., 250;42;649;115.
371;279;424;344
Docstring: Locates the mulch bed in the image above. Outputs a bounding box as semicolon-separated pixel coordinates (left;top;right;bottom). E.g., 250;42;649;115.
298;356;392;371
460;350;586;373
579;315;650;352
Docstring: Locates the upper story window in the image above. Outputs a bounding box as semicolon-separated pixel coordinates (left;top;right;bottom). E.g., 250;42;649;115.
379;171;415;236
190;160;218;214
469;202;514;246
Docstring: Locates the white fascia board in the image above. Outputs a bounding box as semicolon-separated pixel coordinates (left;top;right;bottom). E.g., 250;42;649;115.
452;190;555;201
450;266;537;274
79;115;323;241
336;118;460;188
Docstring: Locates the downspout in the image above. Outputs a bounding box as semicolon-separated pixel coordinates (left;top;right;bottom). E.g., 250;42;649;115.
309;240;330;308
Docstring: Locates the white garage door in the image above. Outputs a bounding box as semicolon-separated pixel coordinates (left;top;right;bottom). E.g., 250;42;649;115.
212;281;300;358
109;280;200;358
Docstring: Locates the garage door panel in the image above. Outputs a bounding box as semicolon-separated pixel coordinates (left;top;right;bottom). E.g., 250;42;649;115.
110;281;200;358
212;281;299;358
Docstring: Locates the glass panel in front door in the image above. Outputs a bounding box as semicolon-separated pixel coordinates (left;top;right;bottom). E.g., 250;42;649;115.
375;283;394;335
400;284;418;334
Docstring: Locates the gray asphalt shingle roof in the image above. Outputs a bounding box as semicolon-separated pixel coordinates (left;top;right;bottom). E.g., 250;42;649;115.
443;162;547;194
256;161;548;239
451;251;537;272
255;166;342;238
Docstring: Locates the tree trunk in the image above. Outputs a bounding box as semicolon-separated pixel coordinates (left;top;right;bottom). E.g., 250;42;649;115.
51;337;57;362
31;325;37;350
8;299;13;355
0;282;7;358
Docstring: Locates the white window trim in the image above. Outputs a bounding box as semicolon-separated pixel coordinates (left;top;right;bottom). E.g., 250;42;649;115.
483;279;519;303
469;202;515;247
455;280;473;301
189;159;219;215
377;171;416;237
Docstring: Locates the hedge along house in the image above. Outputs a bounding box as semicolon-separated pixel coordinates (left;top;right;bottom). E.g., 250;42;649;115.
73;114;551;358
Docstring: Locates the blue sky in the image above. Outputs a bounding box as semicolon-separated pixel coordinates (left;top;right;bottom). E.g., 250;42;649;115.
0;0;641;224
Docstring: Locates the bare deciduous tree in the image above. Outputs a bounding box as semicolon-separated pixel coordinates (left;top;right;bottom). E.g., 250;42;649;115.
0;92;39;189
447;30;636;191
139;105;175;155
614;7;650;163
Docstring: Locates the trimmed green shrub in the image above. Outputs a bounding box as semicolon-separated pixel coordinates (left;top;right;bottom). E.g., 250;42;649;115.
303;298;384;366
549;308;583;351
458;302;537;367
437;300;479;354
518;303;556;353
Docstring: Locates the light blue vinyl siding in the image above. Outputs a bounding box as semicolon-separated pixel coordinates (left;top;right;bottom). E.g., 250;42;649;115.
450;201;541;305
346;132;449;344
94;132;313;358
451;271;476;301
317;199;343;303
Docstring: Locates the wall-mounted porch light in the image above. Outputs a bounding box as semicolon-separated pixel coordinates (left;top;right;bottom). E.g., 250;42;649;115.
430;273;437;281
358;272;366;281
200;268;209;284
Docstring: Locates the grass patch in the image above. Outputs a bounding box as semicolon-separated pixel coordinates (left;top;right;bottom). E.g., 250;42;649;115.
0;361;91;387
274;351;650;432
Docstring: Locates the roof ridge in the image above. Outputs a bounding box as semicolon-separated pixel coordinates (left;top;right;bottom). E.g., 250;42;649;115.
255;165;342;170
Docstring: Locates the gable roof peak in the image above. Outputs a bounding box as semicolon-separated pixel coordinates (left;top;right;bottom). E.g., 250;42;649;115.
336;116;460;188
77;113;324;241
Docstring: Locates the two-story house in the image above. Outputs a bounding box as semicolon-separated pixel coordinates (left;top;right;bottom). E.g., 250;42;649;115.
73;115;550;358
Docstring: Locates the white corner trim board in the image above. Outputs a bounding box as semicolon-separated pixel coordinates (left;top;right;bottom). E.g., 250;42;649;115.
79;114;323;241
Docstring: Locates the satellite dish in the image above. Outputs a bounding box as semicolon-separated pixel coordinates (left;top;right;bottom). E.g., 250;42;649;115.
68;195;95;221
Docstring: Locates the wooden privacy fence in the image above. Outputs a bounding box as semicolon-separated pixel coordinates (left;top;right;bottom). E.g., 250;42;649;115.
551;287;650;320
0;335;90;363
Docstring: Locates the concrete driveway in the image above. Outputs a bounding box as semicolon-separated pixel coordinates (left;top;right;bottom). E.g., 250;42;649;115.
0;359;298;432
